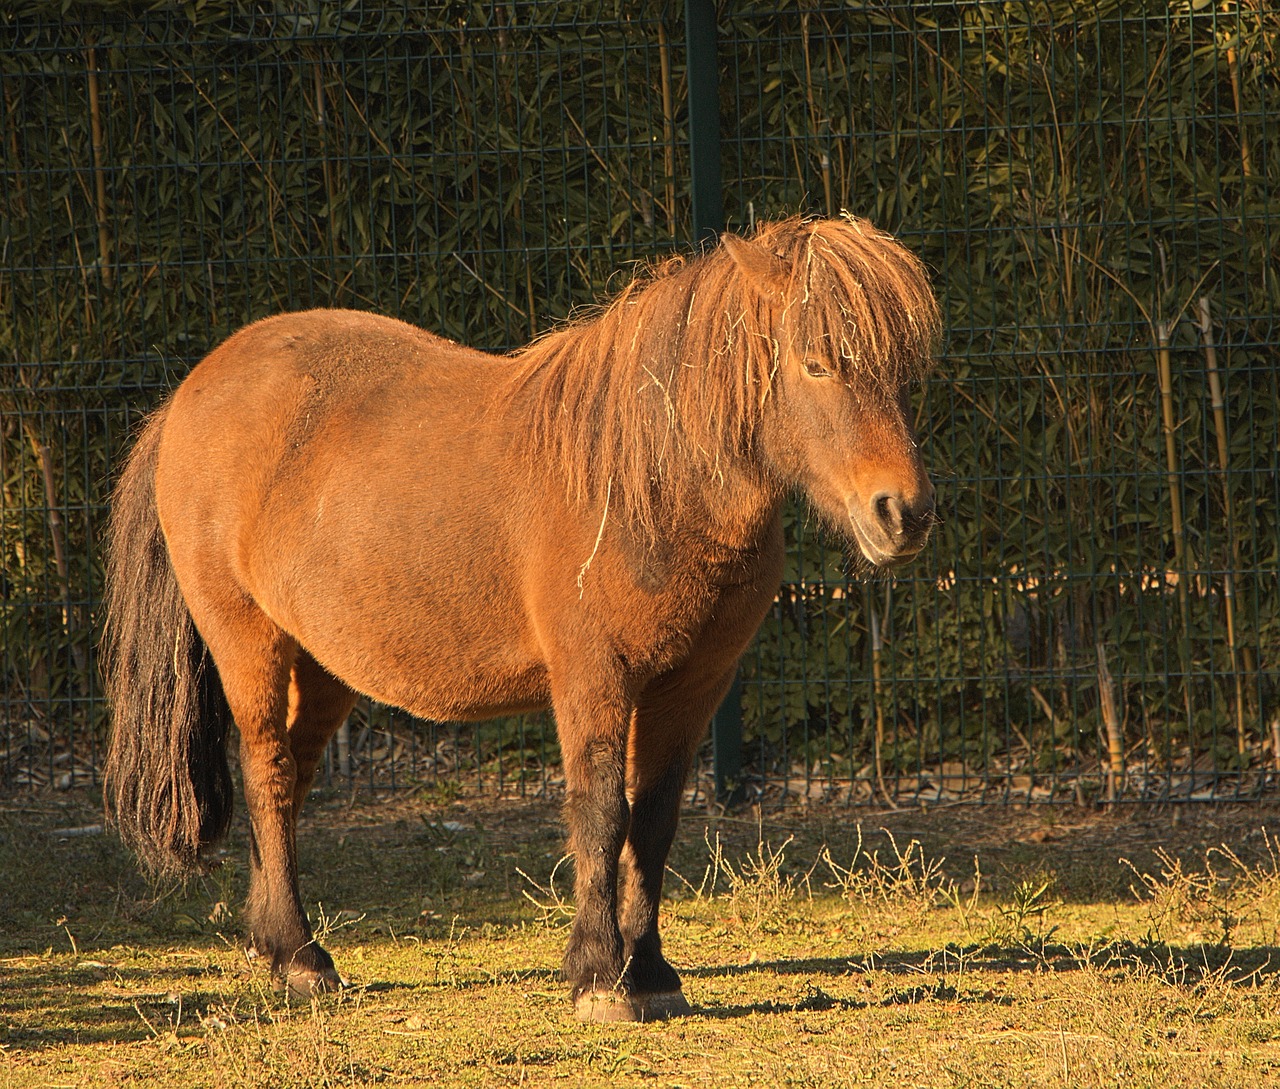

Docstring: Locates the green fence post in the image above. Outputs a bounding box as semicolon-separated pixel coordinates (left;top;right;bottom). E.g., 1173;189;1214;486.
712;672;744;803
685;0;723;244
685;0;741;802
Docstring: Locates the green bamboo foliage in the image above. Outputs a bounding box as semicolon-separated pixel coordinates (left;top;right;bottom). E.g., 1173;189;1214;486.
1;1;1276;798
731;0;1279;797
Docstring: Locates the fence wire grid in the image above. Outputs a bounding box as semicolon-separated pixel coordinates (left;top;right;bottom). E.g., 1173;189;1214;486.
1;1;1277;807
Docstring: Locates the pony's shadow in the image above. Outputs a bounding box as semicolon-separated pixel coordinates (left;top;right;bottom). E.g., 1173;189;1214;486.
688;977;1008;1021
682;950;940;981
2;961;234;1050
679;943;1280;1021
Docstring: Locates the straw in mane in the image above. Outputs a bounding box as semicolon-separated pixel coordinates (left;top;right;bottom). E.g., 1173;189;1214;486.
506;215;940;535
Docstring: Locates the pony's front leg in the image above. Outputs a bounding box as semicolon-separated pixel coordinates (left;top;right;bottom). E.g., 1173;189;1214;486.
618;664;739;1019
556;685;636;1021
617;756;691;1011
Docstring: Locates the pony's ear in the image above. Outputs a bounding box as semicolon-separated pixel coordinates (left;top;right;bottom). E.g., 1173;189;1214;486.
721;233;790;302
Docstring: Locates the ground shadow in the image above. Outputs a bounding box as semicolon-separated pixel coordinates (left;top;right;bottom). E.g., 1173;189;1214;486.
688;977;1015;1021
1;959;239;1049
682;941;1280;988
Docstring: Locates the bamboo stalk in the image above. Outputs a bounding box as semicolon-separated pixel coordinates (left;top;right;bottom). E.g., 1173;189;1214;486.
801;12;820;143
0;415;23;570
868;590;891;807
1155;322;1186;583
1029;684;1060;737
337;721;351;781
1225;44;1255;179
313;57;341;299
26;428;69;600
1198;296;1248;755
62;193;94;329
4;86;26;219
1155;321;1193;726
0;425;6;511
1096;643;1124;802
656;21;676;236
817;11;854;206
24;424;87;678
525;257;537;339
86;46;112;288
800;12;833;216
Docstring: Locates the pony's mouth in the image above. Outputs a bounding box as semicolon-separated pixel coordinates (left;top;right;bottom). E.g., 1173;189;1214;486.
847;509;926;569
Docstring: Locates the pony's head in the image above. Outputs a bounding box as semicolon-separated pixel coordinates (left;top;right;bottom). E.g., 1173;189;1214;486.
723;216;940;568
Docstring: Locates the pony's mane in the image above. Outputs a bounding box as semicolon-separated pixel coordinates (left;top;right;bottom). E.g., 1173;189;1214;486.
503;215;940;536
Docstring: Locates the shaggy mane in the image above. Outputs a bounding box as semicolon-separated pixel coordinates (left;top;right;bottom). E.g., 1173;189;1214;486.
503;215;940;536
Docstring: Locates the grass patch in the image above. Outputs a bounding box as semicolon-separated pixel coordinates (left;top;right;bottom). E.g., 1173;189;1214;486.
3;794;1280;1087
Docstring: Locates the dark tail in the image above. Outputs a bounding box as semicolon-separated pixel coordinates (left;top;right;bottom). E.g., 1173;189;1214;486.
101;405;233;876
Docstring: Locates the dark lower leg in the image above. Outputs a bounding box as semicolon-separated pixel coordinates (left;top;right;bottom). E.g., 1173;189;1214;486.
561;738;631;1000
241;733;339;991
617;663;738;1005
619;762;688;995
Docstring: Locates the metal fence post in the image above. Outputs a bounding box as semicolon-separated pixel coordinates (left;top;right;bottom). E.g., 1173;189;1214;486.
712;672;744;803
685;0;723;244
685;0;742;802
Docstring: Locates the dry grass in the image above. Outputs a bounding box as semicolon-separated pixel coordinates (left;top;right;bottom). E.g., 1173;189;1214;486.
3;794;1280;1087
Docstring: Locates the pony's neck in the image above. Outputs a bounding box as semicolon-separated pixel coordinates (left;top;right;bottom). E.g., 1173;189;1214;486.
504;247;782;543
667;456;782;555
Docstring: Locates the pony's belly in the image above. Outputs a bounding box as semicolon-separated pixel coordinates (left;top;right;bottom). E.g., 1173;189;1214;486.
293;623;553;725
378;663;553;723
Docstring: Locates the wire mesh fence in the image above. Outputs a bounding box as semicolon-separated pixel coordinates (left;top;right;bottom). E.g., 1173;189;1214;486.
1;1;1277;806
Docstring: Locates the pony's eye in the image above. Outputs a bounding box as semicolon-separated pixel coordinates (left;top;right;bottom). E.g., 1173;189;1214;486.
802;358;834;379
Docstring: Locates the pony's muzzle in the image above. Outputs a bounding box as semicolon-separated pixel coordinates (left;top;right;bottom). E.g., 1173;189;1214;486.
852;482;935;566
871;484;935;542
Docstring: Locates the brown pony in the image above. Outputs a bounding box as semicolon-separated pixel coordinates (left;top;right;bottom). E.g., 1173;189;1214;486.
102;216;940;1021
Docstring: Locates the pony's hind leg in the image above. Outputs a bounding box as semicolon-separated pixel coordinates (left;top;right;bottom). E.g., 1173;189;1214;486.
286;650;359;819
182;588;340;995
234;633;347;995
618;666;740;1018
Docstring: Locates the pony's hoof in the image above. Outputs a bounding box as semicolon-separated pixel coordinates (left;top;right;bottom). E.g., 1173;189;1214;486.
281;966;345;998
638;990;690;1020
574;990;643;1023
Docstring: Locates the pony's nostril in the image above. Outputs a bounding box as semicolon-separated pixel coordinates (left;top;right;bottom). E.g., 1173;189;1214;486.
871;492;901;535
